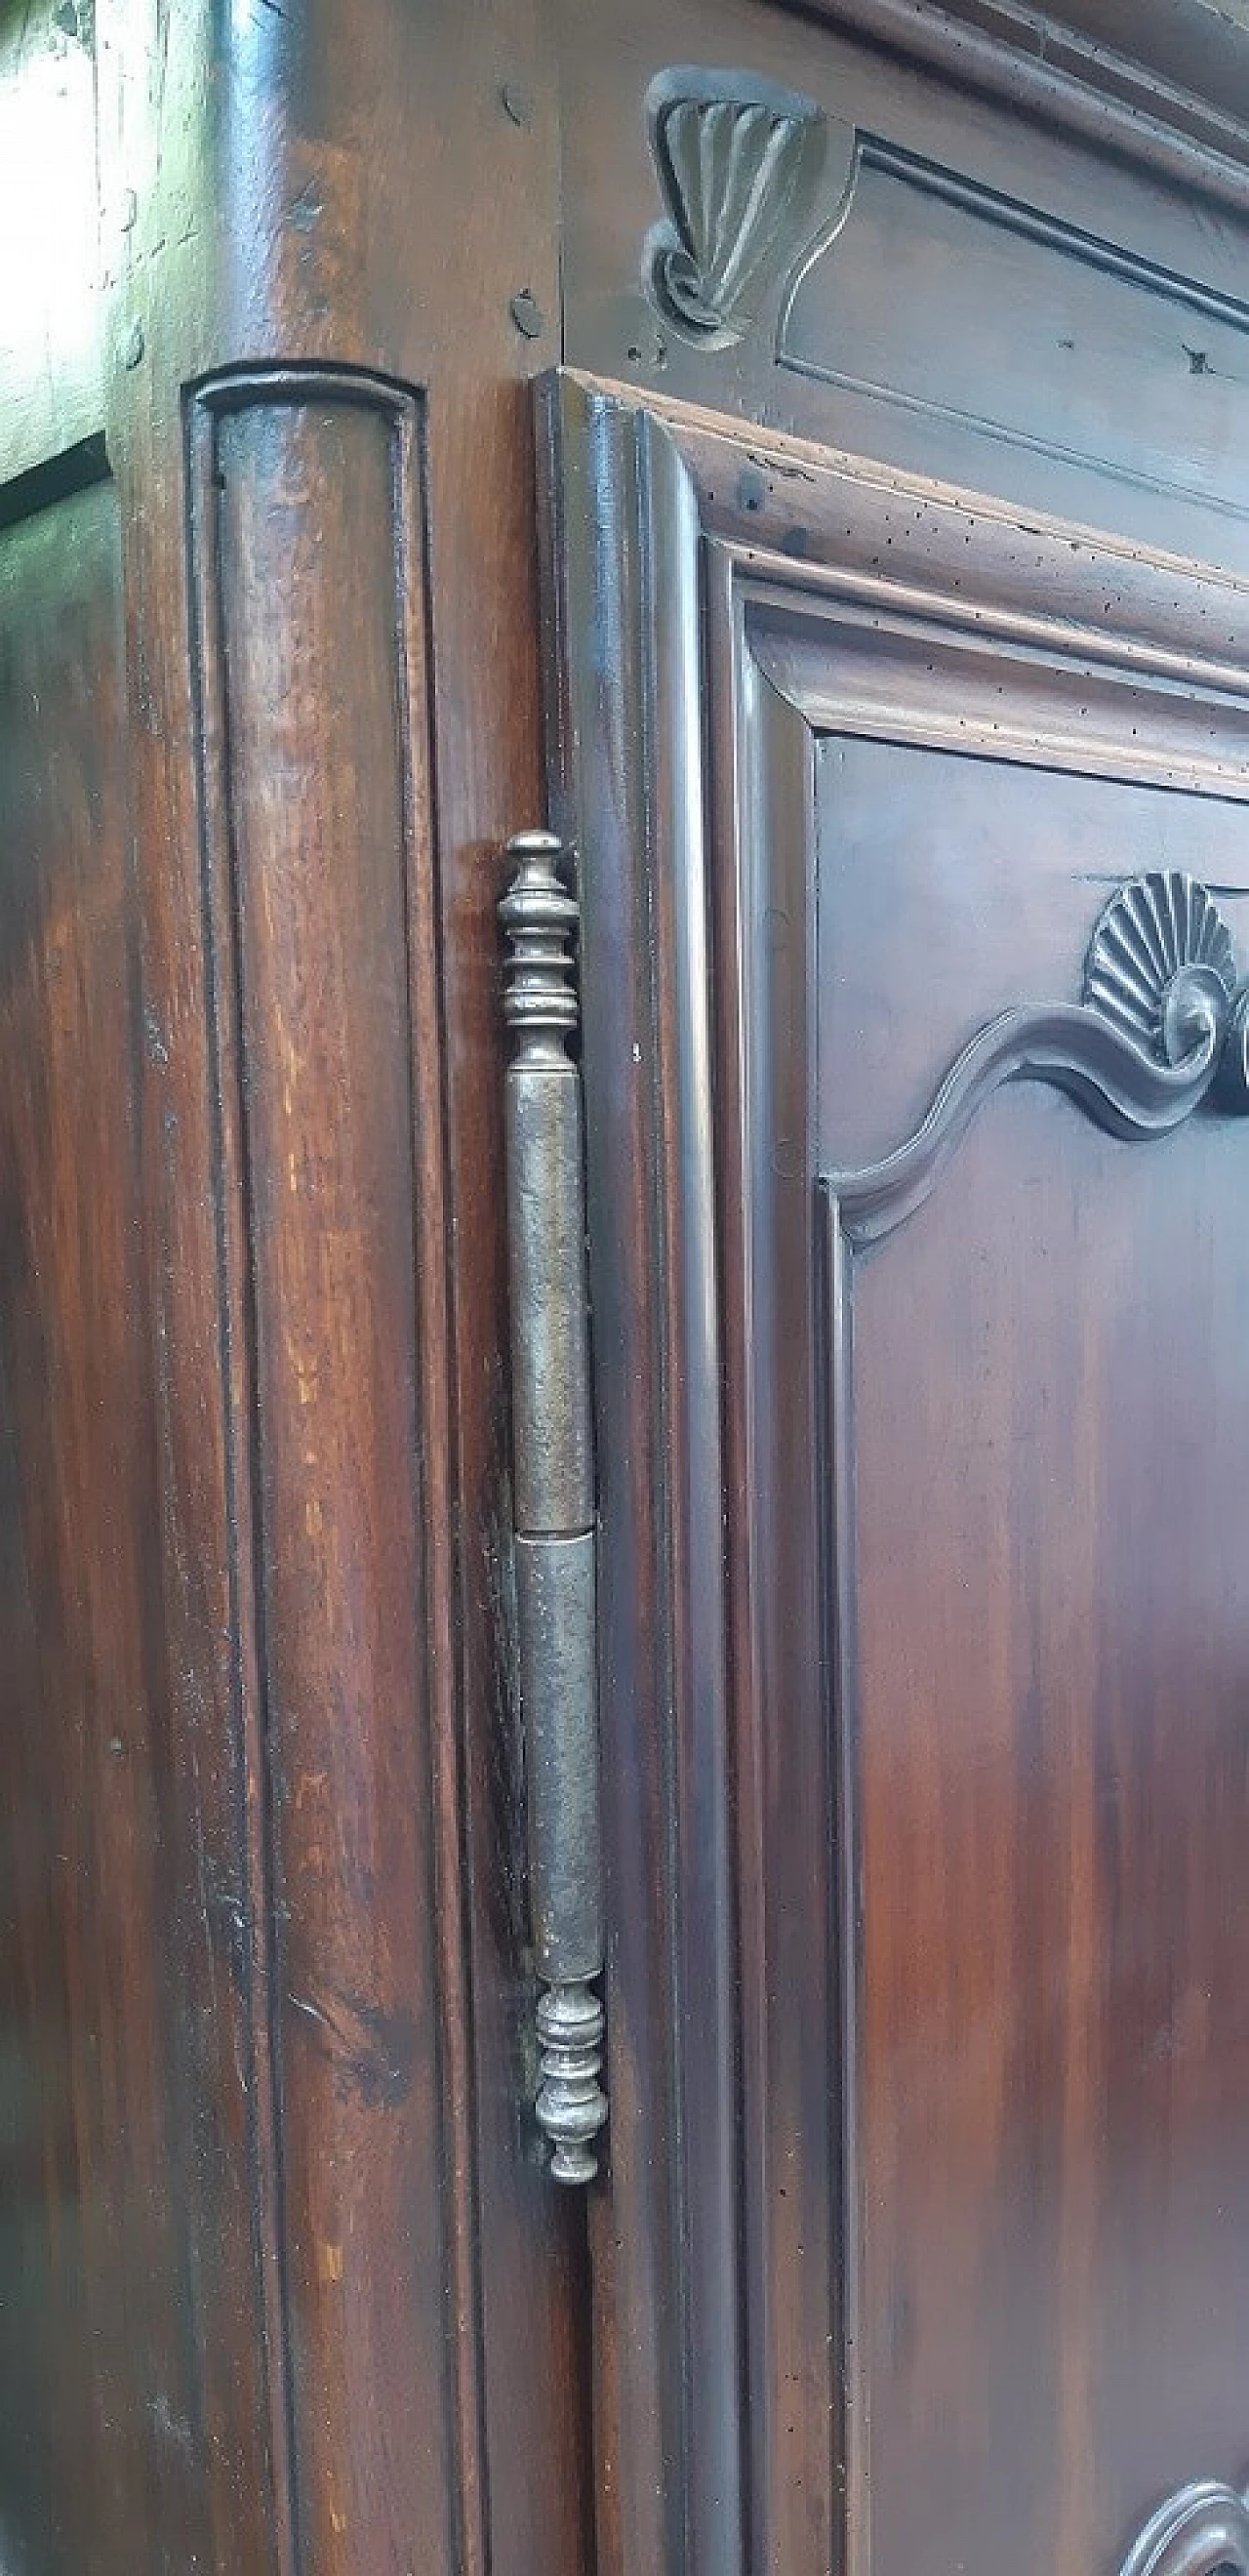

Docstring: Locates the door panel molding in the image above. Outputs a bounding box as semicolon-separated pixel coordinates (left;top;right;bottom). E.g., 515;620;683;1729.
778;129;1249;527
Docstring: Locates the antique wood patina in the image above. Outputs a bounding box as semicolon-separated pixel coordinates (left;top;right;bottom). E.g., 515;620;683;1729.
3;4;1249;2574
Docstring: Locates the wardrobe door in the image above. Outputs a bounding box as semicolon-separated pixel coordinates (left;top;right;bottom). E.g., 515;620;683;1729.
543;369;1249;2576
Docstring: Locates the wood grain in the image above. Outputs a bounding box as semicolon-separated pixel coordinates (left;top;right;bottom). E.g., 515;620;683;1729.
544;374;1249;2576
557;0;1249;568
189;371;465;2576
91;3;585;2570
2;0;583;2566
0;463;273;2572
11;4;1249;2574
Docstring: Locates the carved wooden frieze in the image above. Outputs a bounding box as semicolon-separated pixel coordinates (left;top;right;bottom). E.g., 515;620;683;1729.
632;68;1249;537
829;872;1249;1244
642;67;828;345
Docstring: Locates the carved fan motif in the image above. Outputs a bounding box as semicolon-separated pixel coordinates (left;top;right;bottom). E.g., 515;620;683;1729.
1083;870;1239;1065
644;70;826;346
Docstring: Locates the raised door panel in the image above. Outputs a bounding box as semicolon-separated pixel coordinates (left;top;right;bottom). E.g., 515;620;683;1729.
543;372;1249;2576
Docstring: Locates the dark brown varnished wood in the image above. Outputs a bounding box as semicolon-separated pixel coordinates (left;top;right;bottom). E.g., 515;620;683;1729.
2;2;584;2573
804;0;1249;196
188;368;464;2576
544;369;1249;2576
540;383;742;2576
557;0;1249;568
0;454;273;2568
10;4;1249;2574
98;3;585;2569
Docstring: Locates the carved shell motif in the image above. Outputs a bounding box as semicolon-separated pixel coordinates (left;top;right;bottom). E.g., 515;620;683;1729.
1083;871;1239;1067
644;70;827;346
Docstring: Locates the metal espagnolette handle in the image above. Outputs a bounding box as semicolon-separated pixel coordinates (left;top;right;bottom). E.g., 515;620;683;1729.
500;832;607;2185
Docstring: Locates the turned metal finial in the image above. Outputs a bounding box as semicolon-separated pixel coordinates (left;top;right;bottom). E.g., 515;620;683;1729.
499;830;580;1050
536;1984;608;2188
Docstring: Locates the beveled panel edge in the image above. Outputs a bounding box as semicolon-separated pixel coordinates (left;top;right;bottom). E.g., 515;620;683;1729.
739;579;1249;803
725;633;844;2576
560;375;1249;813
817;1185;866;2576
184;360;484;2576
739;562;1249;704
585;382;1249;808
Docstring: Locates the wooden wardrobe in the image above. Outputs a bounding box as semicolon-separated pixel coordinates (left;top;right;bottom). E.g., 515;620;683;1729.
4;4;1249;2573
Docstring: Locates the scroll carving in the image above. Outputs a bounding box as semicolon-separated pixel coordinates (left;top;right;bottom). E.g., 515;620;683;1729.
830;872;1249;1244
1118;2478;1249;2576
643;67;828;346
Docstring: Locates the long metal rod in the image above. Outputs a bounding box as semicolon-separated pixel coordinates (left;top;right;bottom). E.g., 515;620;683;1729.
500;831;606;2184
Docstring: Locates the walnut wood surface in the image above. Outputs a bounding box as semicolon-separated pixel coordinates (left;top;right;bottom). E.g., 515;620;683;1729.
189;372;466;2576
6;3;1249;2574
544;367;1249;2576
0;454;275;2572
1;4;585;2574
558;0;1249;566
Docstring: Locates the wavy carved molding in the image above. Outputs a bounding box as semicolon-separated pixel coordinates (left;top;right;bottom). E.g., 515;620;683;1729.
1118;2478;1249;2576
828;872;1249;1245
643;66;829;345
